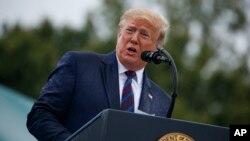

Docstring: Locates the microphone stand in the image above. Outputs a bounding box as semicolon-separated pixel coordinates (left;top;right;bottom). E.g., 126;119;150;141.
157;46;178;118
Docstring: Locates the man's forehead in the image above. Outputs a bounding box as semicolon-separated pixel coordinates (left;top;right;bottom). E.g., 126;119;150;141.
125;19;156;30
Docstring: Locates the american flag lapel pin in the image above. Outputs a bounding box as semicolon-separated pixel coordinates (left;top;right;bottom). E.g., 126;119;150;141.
148;93;153;100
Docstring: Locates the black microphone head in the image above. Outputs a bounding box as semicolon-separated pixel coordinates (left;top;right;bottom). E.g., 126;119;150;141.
151;51;163;64
141;51;153;63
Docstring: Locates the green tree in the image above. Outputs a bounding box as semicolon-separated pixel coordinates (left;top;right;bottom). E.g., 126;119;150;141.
0;0;249;127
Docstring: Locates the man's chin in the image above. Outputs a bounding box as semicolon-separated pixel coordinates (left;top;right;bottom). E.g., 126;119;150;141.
123;61;145;71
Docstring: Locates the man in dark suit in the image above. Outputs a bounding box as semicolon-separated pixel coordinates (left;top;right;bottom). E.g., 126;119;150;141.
27;8;171;141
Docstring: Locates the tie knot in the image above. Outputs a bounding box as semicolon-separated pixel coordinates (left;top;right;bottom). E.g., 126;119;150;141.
125;71;136;79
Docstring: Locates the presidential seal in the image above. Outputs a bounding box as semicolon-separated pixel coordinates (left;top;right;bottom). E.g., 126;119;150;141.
158;132;194;141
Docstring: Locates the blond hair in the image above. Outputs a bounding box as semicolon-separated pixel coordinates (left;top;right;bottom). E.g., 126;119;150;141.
119;8;169;45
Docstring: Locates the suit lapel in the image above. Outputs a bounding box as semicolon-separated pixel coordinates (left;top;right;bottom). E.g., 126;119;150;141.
100;53;155;113
138;72;154;115
100;52;120;109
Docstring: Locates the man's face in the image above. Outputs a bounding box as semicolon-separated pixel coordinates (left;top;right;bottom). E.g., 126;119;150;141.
116;19;159;71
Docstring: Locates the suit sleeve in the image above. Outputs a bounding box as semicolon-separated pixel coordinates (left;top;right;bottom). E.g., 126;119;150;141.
26;52;77;141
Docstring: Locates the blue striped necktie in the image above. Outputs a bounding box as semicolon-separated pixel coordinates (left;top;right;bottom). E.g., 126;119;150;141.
121;71;136;112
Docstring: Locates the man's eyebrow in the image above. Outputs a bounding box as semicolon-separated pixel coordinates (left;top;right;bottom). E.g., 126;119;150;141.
140;28;150;34
127;25;136;28
140;28;148;32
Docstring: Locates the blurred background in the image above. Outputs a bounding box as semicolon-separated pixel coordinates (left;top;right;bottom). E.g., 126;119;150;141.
0;0;249;140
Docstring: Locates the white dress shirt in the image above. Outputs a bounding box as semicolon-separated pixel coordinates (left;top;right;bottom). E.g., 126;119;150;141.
116;56;144;113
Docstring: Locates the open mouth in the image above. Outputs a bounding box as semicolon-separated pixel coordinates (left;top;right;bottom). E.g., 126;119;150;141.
128;47;137;53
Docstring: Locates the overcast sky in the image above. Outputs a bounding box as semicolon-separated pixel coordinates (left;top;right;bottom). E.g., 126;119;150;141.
0;0;249;71
0;0;100;28
0;0;166;28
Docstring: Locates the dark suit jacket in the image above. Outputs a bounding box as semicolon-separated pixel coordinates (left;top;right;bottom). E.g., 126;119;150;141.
27;51;171;141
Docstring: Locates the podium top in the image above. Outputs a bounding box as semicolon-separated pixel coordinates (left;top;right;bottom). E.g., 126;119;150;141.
66;109;229;141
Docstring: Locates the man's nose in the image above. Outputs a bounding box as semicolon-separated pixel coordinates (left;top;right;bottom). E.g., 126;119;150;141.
130;32;139;45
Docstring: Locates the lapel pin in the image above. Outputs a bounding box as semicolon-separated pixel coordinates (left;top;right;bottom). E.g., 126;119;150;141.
148;94;153;100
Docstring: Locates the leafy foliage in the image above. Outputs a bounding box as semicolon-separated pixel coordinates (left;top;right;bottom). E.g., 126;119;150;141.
0;0;249;126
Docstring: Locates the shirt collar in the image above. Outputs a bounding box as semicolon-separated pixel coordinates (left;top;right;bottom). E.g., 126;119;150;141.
116;56;144;86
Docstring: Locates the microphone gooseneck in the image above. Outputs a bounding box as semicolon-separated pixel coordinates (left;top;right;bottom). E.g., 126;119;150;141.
141;46;178;118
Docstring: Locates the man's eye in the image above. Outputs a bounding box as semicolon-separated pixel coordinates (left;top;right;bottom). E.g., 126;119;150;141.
141;33;149;38
126;28;134;33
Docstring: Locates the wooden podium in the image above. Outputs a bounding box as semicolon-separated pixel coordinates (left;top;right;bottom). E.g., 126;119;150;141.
65;109;229;141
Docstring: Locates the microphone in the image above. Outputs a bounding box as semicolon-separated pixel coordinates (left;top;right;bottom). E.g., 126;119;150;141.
142;46;179;118
141;51;169;64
